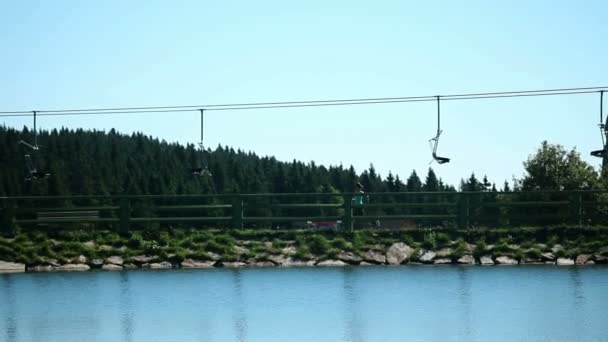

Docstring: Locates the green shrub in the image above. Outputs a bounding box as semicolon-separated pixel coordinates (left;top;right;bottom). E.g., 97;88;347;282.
222;252;238;262
326;248;340;259
35;242;56;259
473;241;487;258
127;233;144;249
492;242;513;255
158;231;171;247
0;245;16;261
514;249;525;261
272;238;286;248
451;244;467;259
143;240;160;255
422;230;437;250
214;234;235;246
186;250;211;261
97;233;123;247
436;233;451;246
525;249;542;260
547;235;560;247
27;231;48;243
520;240;535;249
308;235;331;255
331;237;349;250
294;245;312;260
204;240;228;254
53;241;95;258
554;248;567;258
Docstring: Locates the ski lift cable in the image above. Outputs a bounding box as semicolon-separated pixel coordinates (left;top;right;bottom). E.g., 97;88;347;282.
601;91;605;145
1;86;608;117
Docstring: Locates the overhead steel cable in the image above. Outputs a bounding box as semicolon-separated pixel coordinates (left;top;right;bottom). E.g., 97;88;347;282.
1;86;607;117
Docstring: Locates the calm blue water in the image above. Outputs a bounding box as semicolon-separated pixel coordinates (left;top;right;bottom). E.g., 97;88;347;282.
1;266;607;342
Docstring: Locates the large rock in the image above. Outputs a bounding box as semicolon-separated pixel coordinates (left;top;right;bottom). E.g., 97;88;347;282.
457;255;475;265
317;260;347;267
106;256;124;265
495;256;518;265
58;264;91;272
130;255;156;264
480;256;495;266
268;254;287;265
585;260;596;265
149;261;173;269
123;263;138;269
181;259;216;268
0;261;25;273
557;258;575;266
282;258;317;267
418;250;437;264
222;261;247;268
434;258;452;265
83;241;96;248
436;248;453;258
386;243;414;265
465;243;477;253
281;246;297;256
575;254;592;265
364;250;386;264
71;255;88;264
207;252;222;261
336;252;362;264
101;264;123;271
27;265;55;272
235;246;250;256
541;252;556;261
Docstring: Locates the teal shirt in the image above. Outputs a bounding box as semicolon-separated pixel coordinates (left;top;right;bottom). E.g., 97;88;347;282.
354;193;364;205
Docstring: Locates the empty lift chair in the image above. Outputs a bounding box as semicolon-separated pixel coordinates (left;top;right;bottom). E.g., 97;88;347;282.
191;109;212;177
19;111;51;181
429;96;450;164
591;91;607;158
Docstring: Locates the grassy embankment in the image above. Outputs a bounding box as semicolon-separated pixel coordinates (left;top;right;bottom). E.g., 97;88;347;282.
1;227;608;266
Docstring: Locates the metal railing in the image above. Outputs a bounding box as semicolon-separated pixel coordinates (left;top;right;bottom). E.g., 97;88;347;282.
1;190;607;234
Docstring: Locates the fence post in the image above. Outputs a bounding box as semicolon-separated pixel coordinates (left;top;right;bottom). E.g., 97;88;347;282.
343;194;353;231
119;198;130;232
573;192;583;228
232;195;244;229
1;199;16;237
458;193;470;229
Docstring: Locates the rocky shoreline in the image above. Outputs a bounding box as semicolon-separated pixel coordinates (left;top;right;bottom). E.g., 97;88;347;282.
2;241;606;274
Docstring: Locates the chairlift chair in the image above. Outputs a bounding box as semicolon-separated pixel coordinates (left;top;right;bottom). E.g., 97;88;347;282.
591;91;606;158
20;111;51;181
429;96;450;164
191;109;212;177
24;154;50;181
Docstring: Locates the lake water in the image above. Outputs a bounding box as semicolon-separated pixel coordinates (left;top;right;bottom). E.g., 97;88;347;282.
1;266;607;342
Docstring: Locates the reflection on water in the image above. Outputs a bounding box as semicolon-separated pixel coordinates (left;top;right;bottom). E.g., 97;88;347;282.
232;270;247;342
569;268;586;338
1;267;607;342
342;268;364;342
119;272;134;342
456;267;472;342
2;275;17;342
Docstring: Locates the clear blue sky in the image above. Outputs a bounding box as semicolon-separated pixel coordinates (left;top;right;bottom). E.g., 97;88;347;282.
1;1;607;188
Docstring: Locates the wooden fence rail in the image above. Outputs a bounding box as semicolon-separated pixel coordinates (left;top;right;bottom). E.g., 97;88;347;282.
1;190;606;235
